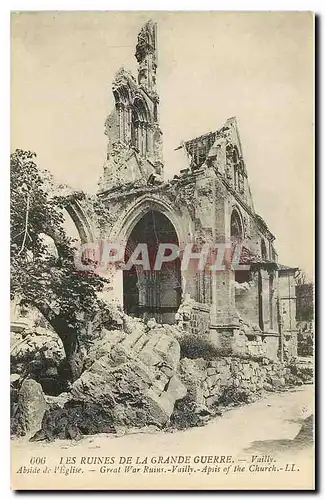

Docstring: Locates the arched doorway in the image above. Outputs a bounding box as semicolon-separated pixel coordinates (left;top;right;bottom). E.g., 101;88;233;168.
123;210;181;324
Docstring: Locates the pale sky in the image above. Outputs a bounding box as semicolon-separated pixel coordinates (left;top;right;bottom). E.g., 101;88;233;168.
11;11;314;278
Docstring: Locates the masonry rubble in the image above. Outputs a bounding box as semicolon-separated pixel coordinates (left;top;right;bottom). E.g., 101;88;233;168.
10;309;311;440
75;21;298;362
9;20;299;365
10;20;309;440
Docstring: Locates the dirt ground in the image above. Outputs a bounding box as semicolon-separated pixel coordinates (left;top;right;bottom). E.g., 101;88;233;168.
11;385;314;490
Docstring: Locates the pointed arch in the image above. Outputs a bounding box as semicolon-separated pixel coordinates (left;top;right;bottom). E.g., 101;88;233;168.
131;97;151;154
230;207;243;243
108;194;193;250
64;200;95;244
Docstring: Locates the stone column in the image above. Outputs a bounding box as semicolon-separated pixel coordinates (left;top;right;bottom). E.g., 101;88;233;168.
181;268;197;302
147;123;154;155
279;272;297;333
133;120;140;151
125;105;132;143
269;270;277;331
116;104;124;142
98;267;123;308
216;138;226;175
136;271;147;307
211;267;236;326
143;122;150;155
210;270;218;325
137;123;143;154
260;268;271;332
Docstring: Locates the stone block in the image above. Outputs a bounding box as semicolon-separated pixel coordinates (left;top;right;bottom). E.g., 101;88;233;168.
18;379;48;436
207;374;219;388
203;388;210;398
205;394;220;406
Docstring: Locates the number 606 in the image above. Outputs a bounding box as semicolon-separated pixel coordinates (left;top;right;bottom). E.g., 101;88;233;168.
30;457;46;465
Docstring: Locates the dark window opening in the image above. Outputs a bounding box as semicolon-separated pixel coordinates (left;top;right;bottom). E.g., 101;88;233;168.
235;270;250;283
230;209;243;243
261;239;267;260
131;98;149;156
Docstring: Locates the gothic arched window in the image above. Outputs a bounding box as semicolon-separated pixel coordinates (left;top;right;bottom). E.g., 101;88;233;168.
261;239;267;260
232;148;239;164
131;98;150;156
230;209;243;242
233;165;237;189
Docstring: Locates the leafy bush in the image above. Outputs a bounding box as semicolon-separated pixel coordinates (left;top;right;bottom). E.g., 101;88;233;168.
217;385;254;406
179;334;231;360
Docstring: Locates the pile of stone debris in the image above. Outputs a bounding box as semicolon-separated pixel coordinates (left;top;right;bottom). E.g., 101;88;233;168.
11;313;188;440
10;310;313;441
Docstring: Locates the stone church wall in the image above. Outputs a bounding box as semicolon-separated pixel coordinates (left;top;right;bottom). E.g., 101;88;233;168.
179;356;289;409
234;274;259;325
59;18;298;364
283;331;298;360
189;303;211;336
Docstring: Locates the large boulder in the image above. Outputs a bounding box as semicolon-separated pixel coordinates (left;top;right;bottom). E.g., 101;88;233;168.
83;328;126;370
70;324;186;428
28;318;187;439
11;327;66;391
45;392;72;409
16;379;48;436
11;326;65;369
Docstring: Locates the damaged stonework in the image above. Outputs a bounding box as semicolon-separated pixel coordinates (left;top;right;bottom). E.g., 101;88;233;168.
71;317;186;428
13;20;299;391
12;379;48;438
99;21;163;193
177;355;312;413
11;314;312;440
48;20;299;362
24;316;187;440
10;322;68;396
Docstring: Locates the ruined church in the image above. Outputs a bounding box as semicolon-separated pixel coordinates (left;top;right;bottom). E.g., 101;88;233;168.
13;20;298;362
80;20;297;361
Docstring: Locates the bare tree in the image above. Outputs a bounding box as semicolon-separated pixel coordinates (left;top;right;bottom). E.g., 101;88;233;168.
294;268;308;286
